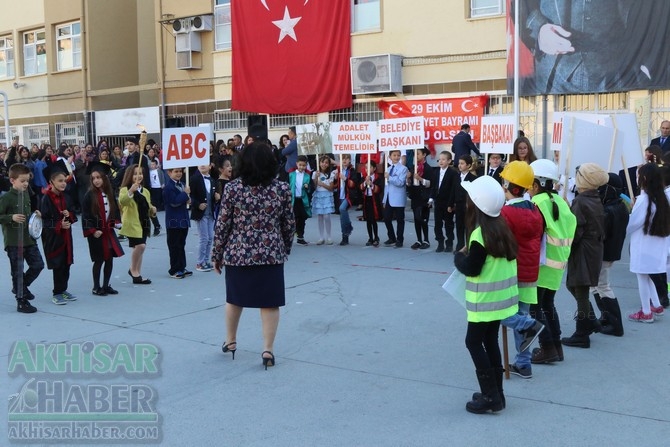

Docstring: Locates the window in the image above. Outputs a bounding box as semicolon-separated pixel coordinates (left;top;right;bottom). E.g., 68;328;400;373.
55;121;86;147
329;102;383;122
0;36;14;78
214;110;252;131
470;0;505;18
56;22;82;71
352;0;381;32
23;124;50;148
269;113;317;128
214;0;231;50
23;29;46;75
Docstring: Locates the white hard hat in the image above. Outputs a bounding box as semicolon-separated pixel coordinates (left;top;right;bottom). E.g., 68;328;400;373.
461;175;505;217
530;159;559;182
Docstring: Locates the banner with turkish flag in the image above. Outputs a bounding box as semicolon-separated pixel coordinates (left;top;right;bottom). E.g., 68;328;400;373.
378;96;488;155
232;0;352;114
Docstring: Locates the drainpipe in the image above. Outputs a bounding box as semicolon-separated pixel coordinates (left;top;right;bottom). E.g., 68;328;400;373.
81;0;92;142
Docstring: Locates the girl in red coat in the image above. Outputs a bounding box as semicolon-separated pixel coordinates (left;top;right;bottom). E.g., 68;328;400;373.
82;162;124;295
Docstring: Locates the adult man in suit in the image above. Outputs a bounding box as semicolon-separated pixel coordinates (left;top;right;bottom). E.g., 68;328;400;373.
430;151;458;252
451;124;480;162
382;150;409;248
651;120;670;154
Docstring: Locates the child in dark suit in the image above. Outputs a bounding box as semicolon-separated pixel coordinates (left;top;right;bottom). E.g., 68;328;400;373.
431;151;458;252
41;161;78;305
361;161;383;246
163;167;191;279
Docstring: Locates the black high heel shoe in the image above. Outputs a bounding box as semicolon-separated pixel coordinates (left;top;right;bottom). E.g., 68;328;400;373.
221;342;237;360
261;351;275;370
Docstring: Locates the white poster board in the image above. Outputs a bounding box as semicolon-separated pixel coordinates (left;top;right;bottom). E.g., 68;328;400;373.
480;115;515;154
95;106;161;136
378;117;424;152
161;127;213;169
296;123;331;156
610;114;645;170
558;117;614;177
551;112;611;152
330;122;378;154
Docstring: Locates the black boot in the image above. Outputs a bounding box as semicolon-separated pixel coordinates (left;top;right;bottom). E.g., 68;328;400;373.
471;366;505;409
553;340;564;361
436;240;445;253
600;297;624;336
588;301;603;334
561;317;591;348
339;235;349;246
466;369;503;414
593;292;609;326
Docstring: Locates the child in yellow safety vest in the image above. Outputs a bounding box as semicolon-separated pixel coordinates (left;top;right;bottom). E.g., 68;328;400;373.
454;175;518;414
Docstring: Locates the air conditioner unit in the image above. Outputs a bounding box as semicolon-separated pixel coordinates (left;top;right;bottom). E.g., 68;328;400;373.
176;51;201;70
176;32;201;53
191;15;213;32
172;18;190;34
351;54;403;95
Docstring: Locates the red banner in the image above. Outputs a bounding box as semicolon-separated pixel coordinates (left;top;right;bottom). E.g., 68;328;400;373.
232;0;352;114
378;96;488;154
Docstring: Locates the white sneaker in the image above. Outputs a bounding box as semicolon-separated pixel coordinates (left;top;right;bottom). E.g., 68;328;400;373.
325;239;334;245
316;239;325;245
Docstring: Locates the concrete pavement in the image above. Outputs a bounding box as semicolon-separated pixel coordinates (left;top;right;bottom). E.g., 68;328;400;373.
1;210;669;446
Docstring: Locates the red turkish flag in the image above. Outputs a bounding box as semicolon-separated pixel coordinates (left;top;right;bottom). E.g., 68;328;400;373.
232;0;352;114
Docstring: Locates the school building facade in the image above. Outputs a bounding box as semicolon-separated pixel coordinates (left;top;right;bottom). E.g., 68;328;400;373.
0;0;668;153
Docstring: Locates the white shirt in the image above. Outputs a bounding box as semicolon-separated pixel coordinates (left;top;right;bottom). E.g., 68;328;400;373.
295;171;305;197
439;168;447;188
149;169;161;188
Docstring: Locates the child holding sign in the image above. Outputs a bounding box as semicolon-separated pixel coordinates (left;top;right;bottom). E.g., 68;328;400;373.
312;155;337;245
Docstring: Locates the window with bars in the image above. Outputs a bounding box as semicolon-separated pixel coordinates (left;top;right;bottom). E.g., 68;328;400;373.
555;93;628;113
23;124;50;148
214;110;252;131
0;127;19;145
55;122;86;147
329;102;383;122
269;113;317;128
172;114;198;127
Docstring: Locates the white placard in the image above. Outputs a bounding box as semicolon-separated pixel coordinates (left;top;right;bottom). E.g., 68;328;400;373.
610;114;645;170
95;106;160;136
480;115;515;154
161;127;213;169
378;117;424;152
296;123;331;155
330;122;377;154
551;112;611;152
558;117;614;178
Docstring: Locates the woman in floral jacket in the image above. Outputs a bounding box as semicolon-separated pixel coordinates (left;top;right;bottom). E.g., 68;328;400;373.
212;141;295;370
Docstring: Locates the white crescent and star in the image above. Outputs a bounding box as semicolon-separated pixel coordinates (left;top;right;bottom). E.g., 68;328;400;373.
272;6;302;43
461;99;476;113
388;103;401;116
